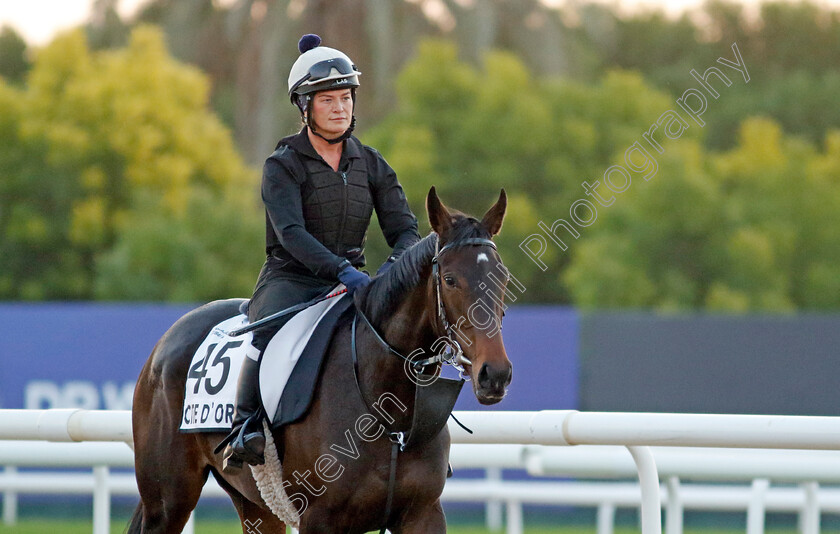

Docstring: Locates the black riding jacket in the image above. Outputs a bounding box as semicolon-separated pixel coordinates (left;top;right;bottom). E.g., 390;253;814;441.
262;128;421;280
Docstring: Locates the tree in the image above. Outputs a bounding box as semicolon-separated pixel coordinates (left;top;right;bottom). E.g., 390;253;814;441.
577;0;840;150
0;27;263;302
564;117;840;311
87;0;130;49
363;40;679;302
129;0;439;164
0;25;28;83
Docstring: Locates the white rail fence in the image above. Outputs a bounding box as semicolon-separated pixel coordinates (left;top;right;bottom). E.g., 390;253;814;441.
3;409;840;534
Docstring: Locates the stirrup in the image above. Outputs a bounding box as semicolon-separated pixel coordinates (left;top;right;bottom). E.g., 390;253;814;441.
222;420;265;473
214;403;265;457
222;448;244;473
222;438;265;473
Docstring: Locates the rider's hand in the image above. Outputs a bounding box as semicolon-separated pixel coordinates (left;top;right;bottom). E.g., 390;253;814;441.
338;264;371;294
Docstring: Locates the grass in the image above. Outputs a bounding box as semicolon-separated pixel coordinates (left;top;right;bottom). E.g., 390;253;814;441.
0;521;563;534
0;522;636;534
0;521;565;533
0;521;812;534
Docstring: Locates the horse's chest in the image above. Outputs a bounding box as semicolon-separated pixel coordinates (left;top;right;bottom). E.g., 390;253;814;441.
284;441;446;530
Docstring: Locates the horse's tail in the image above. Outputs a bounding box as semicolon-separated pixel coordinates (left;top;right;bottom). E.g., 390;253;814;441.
124;501;143;533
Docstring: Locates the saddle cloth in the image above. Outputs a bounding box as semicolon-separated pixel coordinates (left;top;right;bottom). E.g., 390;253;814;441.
179;287;352;432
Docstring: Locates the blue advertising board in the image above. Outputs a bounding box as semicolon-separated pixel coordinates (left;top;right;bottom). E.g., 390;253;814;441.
0;303;193;410
0;304;580;412
453;306;579;411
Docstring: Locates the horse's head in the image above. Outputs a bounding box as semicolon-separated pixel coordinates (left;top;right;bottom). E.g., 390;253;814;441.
426;187;512;405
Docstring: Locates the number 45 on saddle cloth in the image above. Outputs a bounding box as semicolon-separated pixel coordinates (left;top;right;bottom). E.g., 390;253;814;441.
179;286;354;433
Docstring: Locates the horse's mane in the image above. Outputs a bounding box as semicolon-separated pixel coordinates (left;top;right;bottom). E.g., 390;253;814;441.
358;212;492;325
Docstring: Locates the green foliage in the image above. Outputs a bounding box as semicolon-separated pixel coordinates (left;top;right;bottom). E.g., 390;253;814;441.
583;1;840;150
565;118;840;311
0;27;262;302
366;37;840;311
5;6;840;311
364;40;680;303
36;0;840;164
0;25;28;83
702;70;840;150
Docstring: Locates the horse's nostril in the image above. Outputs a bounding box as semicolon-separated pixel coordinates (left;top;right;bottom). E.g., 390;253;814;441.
477;363;491;388
478;363;511;390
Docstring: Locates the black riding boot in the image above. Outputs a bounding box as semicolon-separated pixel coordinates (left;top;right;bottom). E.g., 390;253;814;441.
221;356;266;473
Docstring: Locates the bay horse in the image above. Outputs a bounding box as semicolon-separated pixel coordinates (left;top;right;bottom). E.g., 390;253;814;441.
128;187;512;533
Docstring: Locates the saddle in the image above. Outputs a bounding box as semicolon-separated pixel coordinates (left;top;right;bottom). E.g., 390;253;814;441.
179;292;352;433
261;292;354;428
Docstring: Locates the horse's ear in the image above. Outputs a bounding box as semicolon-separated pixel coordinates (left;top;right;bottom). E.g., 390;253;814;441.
481;188;507;236
427;186;453;236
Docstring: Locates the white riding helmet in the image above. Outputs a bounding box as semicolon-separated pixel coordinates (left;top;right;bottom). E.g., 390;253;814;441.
288;34;361;103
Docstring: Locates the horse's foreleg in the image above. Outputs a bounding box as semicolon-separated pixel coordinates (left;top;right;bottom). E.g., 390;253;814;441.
391;500;447;534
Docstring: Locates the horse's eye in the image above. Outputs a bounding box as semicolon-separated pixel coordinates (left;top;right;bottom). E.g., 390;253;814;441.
443;275;457;287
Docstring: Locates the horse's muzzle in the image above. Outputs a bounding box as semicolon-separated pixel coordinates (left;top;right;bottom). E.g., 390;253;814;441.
475;362;512;405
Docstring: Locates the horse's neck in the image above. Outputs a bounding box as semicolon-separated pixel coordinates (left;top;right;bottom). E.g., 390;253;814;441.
380;279;437;355
357;278;437;430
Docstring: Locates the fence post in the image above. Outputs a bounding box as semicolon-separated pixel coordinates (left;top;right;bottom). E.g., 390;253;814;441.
93;465;110;534
597;502;616;534
505;501;523;534
2;466;17;526
182;511;195;534
666;476;683;534
747;478;769;534
485;467;504;531
800;482;820;534
627;446;662;534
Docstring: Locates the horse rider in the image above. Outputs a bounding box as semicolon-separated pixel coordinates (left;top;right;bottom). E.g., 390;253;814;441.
221;34;422;472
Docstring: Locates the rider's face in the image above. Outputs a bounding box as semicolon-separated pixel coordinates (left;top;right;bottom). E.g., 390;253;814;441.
308;89;353;138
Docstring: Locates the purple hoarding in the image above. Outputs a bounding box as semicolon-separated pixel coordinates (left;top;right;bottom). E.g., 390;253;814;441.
0;303;579;412
0;303;193;410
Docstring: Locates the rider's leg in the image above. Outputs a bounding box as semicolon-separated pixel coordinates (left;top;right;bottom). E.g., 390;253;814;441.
221;267;333;472
222;343;267;472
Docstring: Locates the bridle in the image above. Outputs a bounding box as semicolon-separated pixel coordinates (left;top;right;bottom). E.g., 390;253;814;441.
353;234;499;378
421;235;498;374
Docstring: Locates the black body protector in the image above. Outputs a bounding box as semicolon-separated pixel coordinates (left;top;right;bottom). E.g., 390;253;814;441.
263;131;416;280
299;151;372;263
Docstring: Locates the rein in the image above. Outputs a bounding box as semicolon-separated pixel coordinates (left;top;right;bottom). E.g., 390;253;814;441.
351;234;497;533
